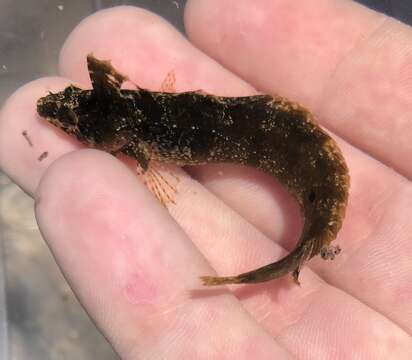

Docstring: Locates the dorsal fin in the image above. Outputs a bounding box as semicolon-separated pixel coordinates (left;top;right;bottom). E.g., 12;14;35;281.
87;54;128;98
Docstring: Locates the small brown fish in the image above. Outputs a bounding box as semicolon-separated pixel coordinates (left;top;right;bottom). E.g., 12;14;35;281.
37;55;349;285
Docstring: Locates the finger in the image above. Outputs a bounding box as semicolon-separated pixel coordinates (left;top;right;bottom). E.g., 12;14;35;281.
0;77;78;195
35;149;291;359
275;286;412;359
56;5;412;347
59;7;253;96
185;0;412;180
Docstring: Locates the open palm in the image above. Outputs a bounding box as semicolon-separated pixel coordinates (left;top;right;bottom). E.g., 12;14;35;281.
1;1;412;359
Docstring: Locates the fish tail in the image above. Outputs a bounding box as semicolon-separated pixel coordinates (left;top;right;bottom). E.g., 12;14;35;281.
200;244;309;286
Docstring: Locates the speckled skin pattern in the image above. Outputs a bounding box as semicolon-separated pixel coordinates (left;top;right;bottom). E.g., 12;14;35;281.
37;55;349;285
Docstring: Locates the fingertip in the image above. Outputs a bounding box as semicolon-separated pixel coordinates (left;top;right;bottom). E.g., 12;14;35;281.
59;6;186;88
184;0;384;103
0;76;76;194
58;5;254;96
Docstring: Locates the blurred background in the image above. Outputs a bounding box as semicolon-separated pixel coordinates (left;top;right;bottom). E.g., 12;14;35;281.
0;1;411;359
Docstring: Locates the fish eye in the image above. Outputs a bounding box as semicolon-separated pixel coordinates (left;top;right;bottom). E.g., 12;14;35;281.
63;85;80;96
308;191;316;203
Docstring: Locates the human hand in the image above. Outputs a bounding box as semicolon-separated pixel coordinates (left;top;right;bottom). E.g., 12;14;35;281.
1;1;412;358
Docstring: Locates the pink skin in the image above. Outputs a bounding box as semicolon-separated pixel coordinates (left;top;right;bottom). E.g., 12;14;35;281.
0;1;412;359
